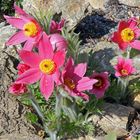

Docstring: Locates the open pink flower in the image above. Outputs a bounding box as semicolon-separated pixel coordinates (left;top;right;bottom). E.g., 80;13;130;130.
114;57;136;77
49;33;68;51
61;58;97;101
17;63;30;75
111;18;140;51
4;4;43;51
16;33;65;100
9;82;27;95
90;72;110;99
50;19;65;34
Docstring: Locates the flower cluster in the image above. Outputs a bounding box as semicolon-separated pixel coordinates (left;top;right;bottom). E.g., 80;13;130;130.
111;18;138;77
7;4;110;100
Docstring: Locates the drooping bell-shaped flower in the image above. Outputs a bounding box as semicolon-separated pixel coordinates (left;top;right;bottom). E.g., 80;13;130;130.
61;58;97;101
90;72;110;99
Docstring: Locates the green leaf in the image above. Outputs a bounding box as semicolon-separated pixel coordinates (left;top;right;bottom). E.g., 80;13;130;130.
25;112;38;124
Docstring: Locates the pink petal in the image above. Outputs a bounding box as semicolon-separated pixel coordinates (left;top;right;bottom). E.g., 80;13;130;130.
53;50;65;68
77;92;89;101
134;28;140;38
65;57;74;72
118;42;129;51
131;40;140;50
74;63;87;77
111;32;120;43
4;15;25;29
19;50;42;67
52;70;61;85
115;71;121;77
14;3;28;16
6;31;28;46
118;20;128;32
77;77;98;92
94;90;105;99
49;33;68;50
16;68;42;84
38;32;53;59
40;75;54;100
23;39;35;51
128;18;137;29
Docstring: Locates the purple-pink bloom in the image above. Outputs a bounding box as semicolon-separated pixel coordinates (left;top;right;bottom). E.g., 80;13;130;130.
9;82;27;95
4;4;43;51
90;72;110;99
111;18;140;51
16;33;65;100
114;57;136;77
50;19;65;34
61;58;97;101
49;33;68;51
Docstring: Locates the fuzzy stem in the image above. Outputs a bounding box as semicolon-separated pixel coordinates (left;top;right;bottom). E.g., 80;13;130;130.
126;47;131;59
28;89;51;140
49;131;57;140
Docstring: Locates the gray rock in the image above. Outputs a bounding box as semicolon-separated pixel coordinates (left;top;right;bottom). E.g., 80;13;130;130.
22;0;110;30
91;103;135;137
0;25;41;139
118;0;140;7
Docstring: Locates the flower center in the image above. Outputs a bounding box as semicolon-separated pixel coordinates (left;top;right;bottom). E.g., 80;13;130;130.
121;28;134;42
23;22;38;37
64;77;75;90
121;69;128;76
39;59;56;74
94;78;103;88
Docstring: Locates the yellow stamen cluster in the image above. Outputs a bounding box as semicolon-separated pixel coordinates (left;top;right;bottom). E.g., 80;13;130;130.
39;59;56;74
121;69;128;75
64;78;75;90
121;28;134;42
94;78;103;88
23;22;38;37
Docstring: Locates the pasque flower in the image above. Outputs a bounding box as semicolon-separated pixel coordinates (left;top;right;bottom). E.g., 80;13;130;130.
61;58;97;101
90;72;110;99
114;57;136;77
111;18;140;51
9;82;27;95
4;4;43;51
49;33;68;51
16;33;65;100
50;19;65;34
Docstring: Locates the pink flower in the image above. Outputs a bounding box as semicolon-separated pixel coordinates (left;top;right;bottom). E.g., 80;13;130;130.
114;57;136;77
17;63;30;75
16;33;65;100
90;72;110;99
50;19;65;34
61;58;97;101
4;4;43;51
49;33;68;51
111;18;140;51
9;82;27;95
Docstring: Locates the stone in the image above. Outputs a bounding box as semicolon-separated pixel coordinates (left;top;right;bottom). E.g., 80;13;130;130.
0;25;41;139
91;103;135;137
87;0;109;10
132;93;140;110
79;41;118;73
118;0;140;7
22;0;110;30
